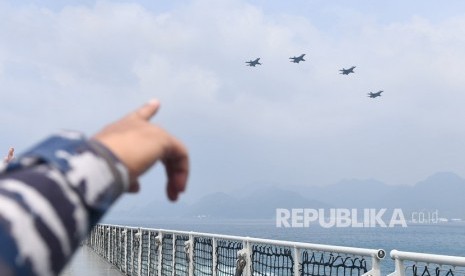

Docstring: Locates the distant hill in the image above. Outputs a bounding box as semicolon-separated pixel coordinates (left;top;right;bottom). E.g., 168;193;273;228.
299;178;396;208
108;187;330;220
184;192;242;218
183;187;330;219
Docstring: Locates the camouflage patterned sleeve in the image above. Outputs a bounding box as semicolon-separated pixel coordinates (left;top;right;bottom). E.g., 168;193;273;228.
0;131;129;276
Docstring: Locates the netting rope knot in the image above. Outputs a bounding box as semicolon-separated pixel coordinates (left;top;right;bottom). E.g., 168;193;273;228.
134;231;141;248
184;240;193;260
154;235;162;247
235;248;248;276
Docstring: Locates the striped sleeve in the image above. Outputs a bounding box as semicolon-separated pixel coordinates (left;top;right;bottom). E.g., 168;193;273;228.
0;132;129;276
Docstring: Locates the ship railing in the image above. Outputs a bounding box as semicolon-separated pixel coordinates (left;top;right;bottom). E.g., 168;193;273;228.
87;223;386;276
388;250;465;276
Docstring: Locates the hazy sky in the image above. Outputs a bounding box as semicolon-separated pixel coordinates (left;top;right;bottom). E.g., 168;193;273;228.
2;0;465;204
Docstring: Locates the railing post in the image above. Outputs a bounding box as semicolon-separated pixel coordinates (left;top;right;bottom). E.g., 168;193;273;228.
106;226;110;261
237;239;252;276
120;227;124;272
109;227;113;264
102;225;105;257
212;238;217;276
137;228;142;276
112;227;116;264
100;225;104;256
128;229;131;275
147;231;151;276
370;255;382;276
117;228;120;271
187;234;194;276
396;258;405;276
98;226;101;254
113;227;116;265
98;226;101;250
157;233;163;276
129;229;135;275
123;229;128;273
387;257;405;276
293;247;301;276
102;226;105;257
245;240;252;276
364;250;386;276
114;227;117;265
95;226;99;253
172;234;177;276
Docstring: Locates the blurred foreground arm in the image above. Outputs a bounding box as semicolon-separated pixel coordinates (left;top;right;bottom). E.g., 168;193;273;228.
0;100;189;275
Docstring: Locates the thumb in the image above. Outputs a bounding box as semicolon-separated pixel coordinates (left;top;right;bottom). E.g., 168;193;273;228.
131;99;161;121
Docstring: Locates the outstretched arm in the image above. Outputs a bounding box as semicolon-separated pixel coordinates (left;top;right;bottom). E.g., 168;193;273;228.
0;100;189;275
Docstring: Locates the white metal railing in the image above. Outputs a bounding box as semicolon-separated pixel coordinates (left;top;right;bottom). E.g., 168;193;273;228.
87;223;386;276
388;250;465;276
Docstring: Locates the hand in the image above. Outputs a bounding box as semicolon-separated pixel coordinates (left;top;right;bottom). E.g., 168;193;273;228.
4;147;14;163
93;100;189;201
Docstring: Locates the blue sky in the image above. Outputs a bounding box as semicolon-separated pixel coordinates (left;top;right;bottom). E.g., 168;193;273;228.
2;0;465;205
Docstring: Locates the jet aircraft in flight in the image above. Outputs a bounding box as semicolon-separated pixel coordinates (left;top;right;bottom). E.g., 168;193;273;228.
289;54;306;63
339;66;356;75
246;58;262;67
368;91;383;98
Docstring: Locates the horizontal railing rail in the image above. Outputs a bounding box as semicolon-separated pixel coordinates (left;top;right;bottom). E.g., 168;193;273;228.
87;223;386;276
388;250;465;276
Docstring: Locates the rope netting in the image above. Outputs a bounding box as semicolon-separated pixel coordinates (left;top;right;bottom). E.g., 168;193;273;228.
149;231;160;276
174;235;190;275
216;240;243;276
251;244;294;276
126;229;134;275
410;264;465;276
161;234;174;276
301;251;368;276
140;230;151;276
111;228;116;266
116;228;124;270
132;230;141;276
193;237;214;276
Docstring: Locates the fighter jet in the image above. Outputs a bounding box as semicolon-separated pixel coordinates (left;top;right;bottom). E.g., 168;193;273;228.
339;66;356;75
289;54;306;63
246;58;262;67
368;90;383;98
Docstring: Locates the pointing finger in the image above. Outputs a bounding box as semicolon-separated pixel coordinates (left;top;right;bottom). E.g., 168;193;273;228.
130;99;161;121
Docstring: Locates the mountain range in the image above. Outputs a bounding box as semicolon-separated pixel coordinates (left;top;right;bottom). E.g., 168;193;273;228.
106;171;465;220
